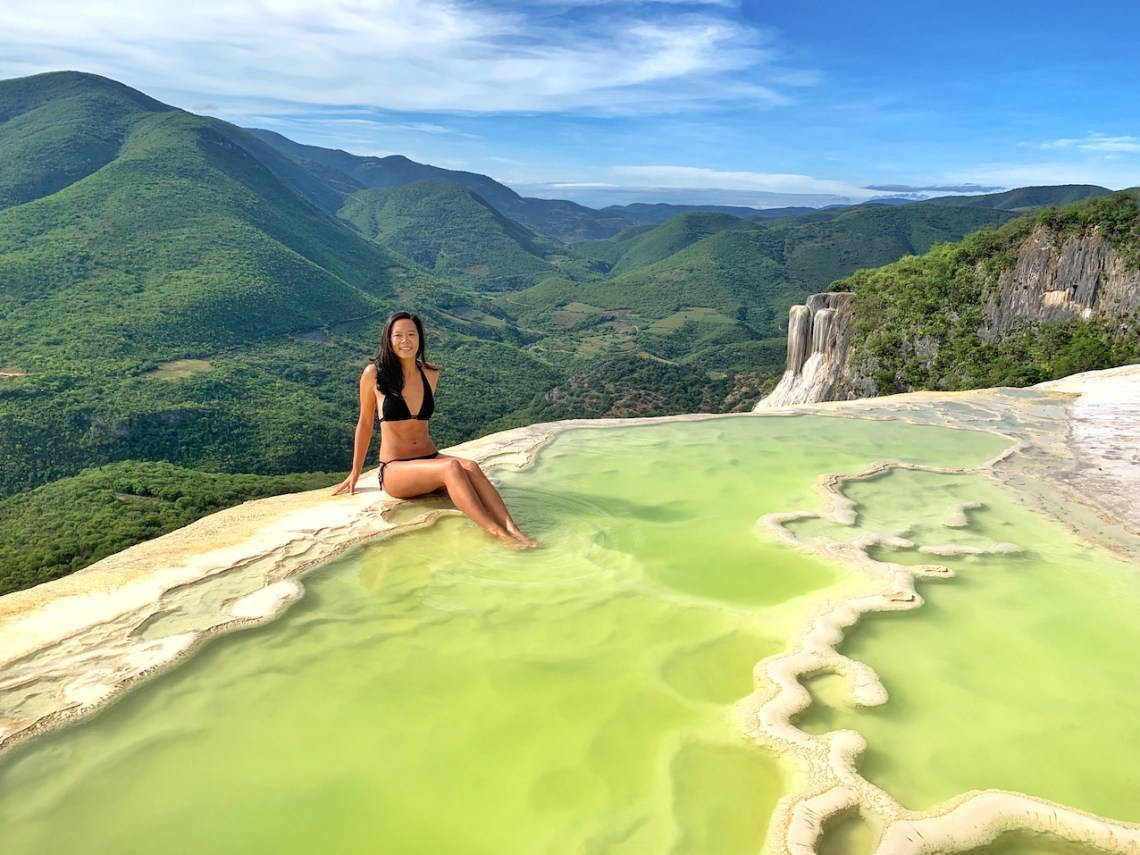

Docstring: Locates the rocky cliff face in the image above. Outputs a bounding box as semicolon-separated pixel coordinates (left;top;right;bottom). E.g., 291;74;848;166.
981;226;1140;338
756;292;869;408
757;223;1139;409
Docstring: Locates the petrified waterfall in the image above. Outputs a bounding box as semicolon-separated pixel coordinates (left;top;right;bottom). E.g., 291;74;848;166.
756;292;854;408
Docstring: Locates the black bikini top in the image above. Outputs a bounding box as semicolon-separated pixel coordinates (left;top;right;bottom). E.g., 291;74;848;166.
379;364;434;423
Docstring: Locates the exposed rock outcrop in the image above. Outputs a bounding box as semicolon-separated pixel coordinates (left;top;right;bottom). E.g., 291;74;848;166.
756;292;868;407
981;226;1140;338
758;222;1140;409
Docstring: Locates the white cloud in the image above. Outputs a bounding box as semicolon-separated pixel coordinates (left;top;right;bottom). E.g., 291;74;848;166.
503;163;907;208
1039;133;1140;153
509;181;866;208
263;117;481;138
609;165;883;199
0;0;808;115
525;0;740;6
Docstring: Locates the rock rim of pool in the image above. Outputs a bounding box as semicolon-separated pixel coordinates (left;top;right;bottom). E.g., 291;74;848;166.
2;365;1139;855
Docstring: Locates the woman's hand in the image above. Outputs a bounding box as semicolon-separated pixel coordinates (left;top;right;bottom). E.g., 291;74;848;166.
334;366;379;498
332;471;360;496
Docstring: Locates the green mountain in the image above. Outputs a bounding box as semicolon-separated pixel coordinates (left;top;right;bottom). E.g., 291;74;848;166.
248;130;823;241
923;184;1110;211
338;180;566;289
768;201;1017;288
0;71;170;210
598;212;746;275
247;128;633;242
507;202;1020;376
0;79;423;367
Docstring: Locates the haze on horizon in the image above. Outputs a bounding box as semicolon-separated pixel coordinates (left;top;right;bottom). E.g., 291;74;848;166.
1;0;1137;208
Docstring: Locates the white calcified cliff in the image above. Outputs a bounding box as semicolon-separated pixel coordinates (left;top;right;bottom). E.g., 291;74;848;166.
756;292;856;408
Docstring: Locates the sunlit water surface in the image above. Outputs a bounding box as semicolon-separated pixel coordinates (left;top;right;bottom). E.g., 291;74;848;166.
792;466;1140;826
11;414;1123;854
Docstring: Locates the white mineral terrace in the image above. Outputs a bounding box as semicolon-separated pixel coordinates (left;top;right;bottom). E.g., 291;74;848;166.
1;367;1139;855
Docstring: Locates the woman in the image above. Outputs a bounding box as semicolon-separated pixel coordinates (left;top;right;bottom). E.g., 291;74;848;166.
333;311;538;549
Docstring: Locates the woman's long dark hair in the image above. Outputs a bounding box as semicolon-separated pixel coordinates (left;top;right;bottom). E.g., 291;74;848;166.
373;311;438;396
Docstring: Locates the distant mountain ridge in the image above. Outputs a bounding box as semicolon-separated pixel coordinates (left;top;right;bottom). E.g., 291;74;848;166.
249;127;817;240
922;184;1112;212
248;128;1112;241
246;127;632;242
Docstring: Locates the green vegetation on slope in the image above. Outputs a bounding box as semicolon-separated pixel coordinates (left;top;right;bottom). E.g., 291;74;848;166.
0;108;408;363
0;462;338;595
498;202;1019;395
838;192;1140;394
922;184;1110;212
338;180;562;289
247;128;634;242
0;71;168;210
604;212;746;275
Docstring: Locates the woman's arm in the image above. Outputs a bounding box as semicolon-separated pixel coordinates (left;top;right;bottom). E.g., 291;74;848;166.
332;366;378;496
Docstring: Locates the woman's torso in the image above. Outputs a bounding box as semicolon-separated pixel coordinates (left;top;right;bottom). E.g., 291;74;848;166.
377;364;438;462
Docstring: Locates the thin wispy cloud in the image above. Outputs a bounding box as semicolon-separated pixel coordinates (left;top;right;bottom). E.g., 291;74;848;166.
511;181;867;208
284;117;482;139
610;165;881;199
1039;133;1140;153
866;184;1004;194
0;0;807;115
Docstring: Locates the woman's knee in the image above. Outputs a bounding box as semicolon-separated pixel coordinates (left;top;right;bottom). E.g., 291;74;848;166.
443;458;469;483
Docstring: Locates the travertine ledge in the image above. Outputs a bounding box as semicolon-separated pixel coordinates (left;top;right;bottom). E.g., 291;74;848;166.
0;413;725;752
747;363;1140;855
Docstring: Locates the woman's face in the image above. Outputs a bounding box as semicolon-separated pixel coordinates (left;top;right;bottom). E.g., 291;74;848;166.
390;319;419;358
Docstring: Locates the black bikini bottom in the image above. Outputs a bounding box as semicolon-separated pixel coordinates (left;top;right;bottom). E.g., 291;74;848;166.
378;451;440;489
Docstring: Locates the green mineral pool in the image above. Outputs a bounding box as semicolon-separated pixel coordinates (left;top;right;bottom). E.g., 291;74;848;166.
0;414;1132;854
792;465;1140;825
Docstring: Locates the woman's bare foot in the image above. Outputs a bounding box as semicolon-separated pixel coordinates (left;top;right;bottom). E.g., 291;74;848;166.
508;527;540;548
491;528;528;550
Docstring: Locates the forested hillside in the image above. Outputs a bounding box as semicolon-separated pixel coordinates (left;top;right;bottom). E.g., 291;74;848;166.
836;192;1140;394
338;180;571;289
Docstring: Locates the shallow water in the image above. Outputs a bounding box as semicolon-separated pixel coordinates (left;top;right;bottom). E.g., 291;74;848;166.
817;809;876;854
793;468;1140;824
0;415;1029;853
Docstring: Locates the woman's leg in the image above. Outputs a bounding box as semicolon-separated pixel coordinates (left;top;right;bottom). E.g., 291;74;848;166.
438;455;538;547
380;458;523;548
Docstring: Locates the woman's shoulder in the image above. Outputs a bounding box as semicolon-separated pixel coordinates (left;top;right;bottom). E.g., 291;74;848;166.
361;362;379;387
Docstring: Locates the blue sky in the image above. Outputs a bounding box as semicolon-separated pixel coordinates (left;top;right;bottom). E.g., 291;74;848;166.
1;0;1137;207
